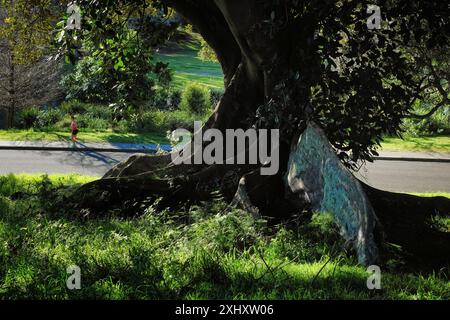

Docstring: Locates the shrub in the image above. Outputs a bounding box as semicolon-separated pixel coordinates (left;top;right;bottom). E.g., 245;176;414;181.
17;106;40;129
36;108;64;128
150;89;182;110
84;104;113;121
180;83;211;115
162;110;199;131
112;119;131;133
60;100;88;115
76;114;109;131
128;110;203;133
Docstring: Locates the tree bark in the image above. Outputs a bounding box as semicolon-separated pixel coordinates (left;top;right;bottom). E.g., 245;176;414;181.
7;56;15;129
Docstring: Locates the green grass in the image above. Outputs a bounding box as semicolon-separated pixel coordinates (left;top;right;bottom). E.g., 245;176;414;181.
0;174;449;300
0;129;169;145
380;135;450;153
408;192;450;198
0;174;96;197
155;35;224;90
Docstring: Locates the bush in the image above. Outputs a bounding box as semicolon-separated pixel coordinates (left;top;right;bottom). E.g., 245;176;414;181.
150;89;182;110
60;100;88;115
112;119;131;133
128;110;203;133
17;106;40;129
76;114;109;131
36;108;64;128
84;104;113;121
179;83;211;115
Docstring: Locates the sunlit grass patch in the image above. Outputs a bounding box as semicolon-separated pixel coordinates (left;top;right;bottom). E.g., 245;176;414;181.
380;136;450;153
0;174;448;300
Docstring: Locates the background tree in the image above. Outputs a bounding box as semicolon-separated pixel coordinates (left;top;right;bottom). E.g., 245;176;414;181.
0;0;62;128
0;42;63;127
61;0;449;267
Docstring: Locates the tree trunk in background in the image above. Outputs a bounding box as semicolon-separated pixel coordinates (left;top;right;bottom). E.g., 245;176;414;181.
6;55;15;129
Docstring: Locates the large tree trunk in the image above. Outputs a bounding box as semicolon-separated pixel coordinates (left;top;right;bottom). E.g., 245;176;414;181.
67;0;450;268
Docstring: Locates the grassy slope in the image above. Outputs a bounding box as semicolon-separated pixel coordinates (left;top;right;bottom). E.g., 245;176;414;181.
155;33;224;90
0;174;448;300
0;129;169;145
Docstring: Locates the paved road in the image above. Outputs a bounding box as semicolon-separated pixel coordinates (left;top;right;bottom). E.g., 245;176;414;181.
355;161;450;192
0;149;128;177
0;149;449;193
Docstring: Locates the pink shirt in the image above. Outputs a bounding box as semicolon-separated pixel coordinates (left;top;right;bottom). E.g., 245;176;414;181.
71;121;78;131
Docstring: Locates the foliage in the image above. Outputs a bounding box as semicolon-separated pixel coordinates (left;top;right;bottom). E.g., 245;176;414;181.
60;31;165;109
0;1;63;128
198;37;218;62
60;55;116;104
17;106;40;129
76;115;109;131
57;1;178;112
35;108;64;128
0;174;449;299
249;0;450;166
402;101;450;136
0;0;59;64
180;82;212;115
149;89;182;111
60;100;89;115
129;109;204;133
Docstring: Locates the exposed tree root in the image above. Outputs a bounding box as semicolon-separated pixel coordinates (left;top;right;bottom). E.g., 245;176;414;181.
362;183;450;268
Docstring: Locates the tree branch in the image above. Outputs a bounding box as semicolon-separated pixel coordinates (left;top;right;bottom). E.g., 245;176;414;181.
409;100;448;119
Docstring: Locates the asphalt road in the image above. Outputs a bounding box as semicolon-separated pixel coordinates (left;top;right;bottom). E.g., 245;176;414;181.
0;149;449;193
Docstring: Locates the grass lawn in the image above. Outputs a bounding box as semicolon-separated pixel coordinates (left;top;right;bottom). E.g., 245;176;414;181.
0;174;449;300
409;192;450;198
380;135;450;153
0;129;169;145
155;35;224;90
